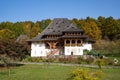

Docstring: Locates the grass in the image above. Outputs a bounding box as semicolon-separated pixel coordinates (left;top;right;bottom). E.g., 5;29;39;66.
109;56;120;62
0;63;75;80
102;68;120;80
0;63;120;80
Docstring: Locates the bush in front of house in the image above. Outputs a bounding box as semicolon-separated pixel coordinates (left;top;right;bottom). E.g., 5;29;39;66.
95;59;104;69
23;57;43;62
67;68;103;80
85;57;94;64
77;56;84;64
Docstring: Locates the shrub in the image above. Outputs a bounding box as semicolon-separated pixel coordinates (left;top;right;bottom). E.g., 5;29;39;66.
96;59;104;69
22;56;32;62
67;68;103;80
46;58;54;63
59;58;69;63
77;56;84;64
103;58;114;65
85;57;94;64
32;57;43;62
23;57;43;62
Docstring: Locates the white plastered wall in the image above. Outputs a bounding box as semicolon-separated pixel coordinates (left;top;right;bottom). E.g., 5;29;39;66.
64;46;83;55
83;43;92;51
31;42;92;57
31;42;46;57
64;43;92;56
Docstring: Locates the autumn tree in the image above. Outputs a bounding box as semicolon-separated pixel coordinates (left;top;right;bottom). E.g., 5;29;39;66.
0;39;30;67
30;21;41;38
0;29;15;40
23;21;34;38
80;18;101;40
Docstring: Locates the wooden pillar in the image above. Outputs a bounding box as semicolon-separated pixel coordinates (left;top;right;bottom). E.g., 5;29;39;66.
47;42;52;55
47;42;52;47
47;41;58;49
53;42;58;49
47;41;58;56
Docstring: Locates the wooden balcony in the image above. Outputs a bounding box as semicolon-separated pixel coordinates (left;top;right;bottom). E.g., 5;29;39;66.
71;44;76;46
65;43;82;46
77;44;82;46
65;44;70;46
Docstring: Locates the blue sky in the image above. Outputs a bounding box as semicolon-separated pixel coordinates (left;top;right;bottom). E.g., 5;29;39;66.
0;0;120;22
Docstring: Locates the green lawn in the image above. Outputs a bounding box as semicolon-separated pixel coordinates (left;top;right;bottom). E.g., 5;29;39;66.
102;68;120;80
0;63;120;80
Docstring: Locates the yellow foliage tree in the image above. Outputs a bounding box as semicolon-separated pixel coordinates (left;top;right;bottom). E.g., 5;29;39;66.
80;20;101;40
0;29;15;40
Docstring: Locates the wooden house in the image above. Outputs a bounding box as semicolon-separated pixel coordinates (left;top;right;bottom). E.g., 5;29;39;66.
28;18;94;57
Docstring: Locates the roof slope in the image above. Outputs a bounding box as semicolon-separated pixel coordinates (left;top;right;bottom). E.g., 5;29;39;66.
63;24;83;32
43;18;71;35
28;18;92;42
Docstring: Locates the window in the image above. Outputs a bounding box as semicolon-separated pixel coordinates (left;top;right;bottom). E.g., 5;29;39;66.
66;40;70;46
78;49;80;53
39;44;42;47
34;51;36;55
72;40;75;46
67;49;69;53
34;43;37;47
41;51;43;55
72;40;75;44
66;40;70;43
77;40;81;43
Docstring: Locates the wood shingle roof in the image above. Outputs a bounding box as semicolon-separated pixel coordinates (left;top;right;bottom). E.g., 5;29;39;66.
28;18;94;42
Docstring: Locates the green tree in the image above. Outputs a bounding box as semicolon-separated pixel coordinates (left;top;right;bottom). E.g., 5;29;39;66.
115;19;120;39
98;16;120;40
41;19;51;29
97;16;106;39
0;21;13;29
72;18;82;28
12;22;25;38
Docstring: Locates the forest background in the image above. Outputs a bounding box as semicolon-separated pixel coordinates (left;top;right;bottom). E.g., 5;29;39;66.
0;16;120;62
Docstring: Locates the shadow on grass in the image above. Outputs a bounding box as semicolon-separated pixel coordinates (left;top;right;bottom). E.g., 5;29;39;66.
0;63;24;68
0;63;24;76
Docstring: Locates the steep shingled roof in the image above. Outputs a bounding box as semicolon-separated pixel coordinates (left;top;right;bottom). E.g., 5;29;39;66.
28;18;94;42
43;18;71;35
28;18;71;41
